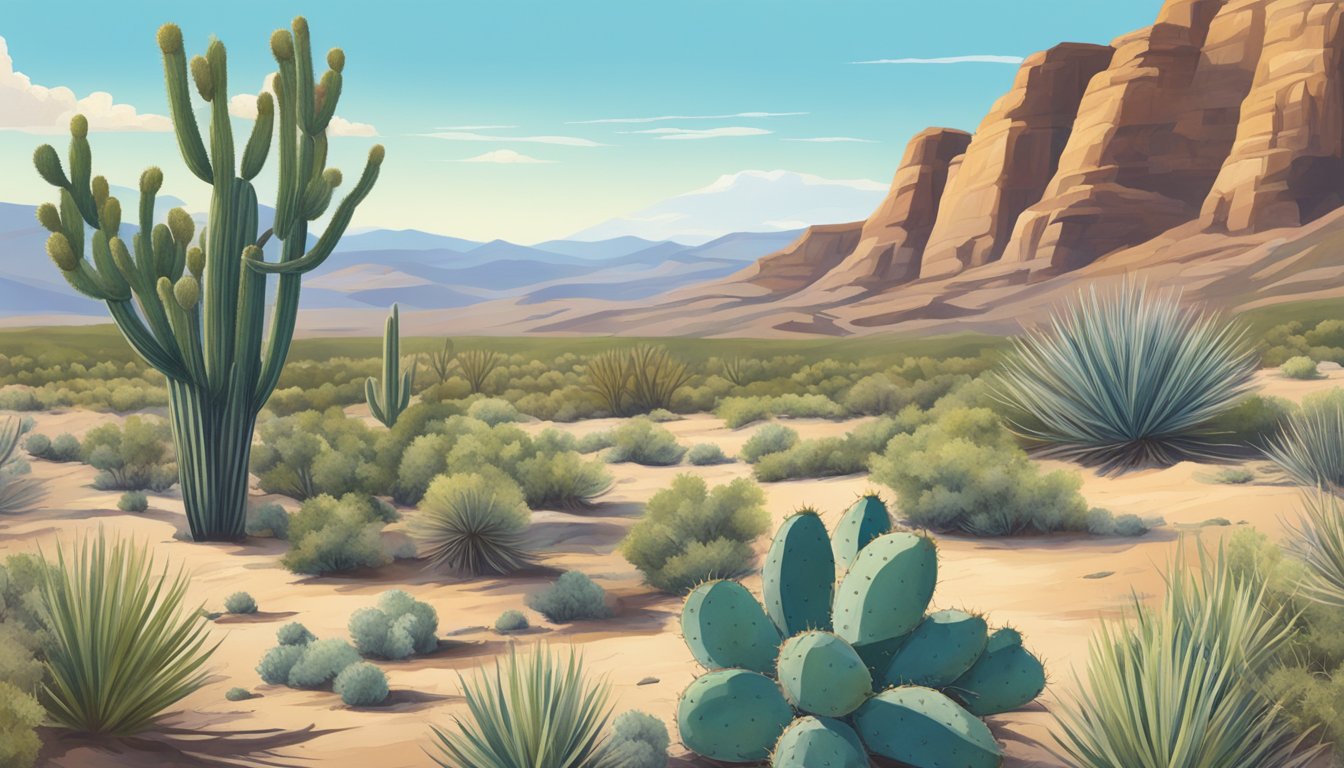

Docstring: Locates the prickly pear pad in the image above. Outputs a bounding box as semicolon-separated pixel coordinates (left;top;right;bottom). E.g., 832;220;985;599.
676;669;794;763
762;510;835;636
770;716;869;768
681;580;781;673
833;532;937;646
854;686;1002;768
883;608;988;688
776;631;872;716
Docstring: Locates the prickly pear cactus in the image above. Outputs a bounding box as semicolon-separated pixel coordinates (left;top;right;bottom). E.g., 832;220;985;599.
762;510;834;636
677;669;794;763
831;494;890;568
681;579;780;674
948;627;1047;716
776;631;871;717
882;608;988;688
771;716;868;768
832;532;937;646
853;686;1002;768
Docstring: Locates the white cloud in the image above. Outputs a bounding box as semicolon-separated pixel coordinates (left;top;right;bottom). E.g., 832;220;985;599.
0;36;170;133
228;74;378;136
784;136;877;143
436;124;518;130
459;149;552;164
570;111;807;125
420;130;605;147
627;126;771;141
853;55;1024;65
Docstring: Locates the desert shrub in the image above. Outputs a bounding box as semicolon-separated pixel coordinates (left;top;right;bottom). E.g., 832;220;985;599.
468;397;523;425
457;349;503;394
1204;394;1294;449
256;645;306;685
527;572;612;622
1084;508;1153;537
287;638;361;689
224;592;258;614
871;407;1092;536
621;475;769;594
429;646;612;768
225;687;252;701
334;661;389;706
842;373;905;416
0;387;41;411
754;415;915;483
283;494;396;576
515;447;613;510
687;443;730;466
245;502;291;539
1054;545;1322;768
348;590;439;660
1267;391;1344;491
26;432;80;462
603;418;685;466
411;472;534;576
646;408;680;423
607;710;670;768
1213;468;1255;484
576;430;615;454
38;532;215;735
998;280;1257;473
117;491;148;513
276;622;316;647
251;408;382;500
81;415;176;491
1281;356;1321;380
1260;318;1344;367
495;610;529;632
717;394;844;429
739;423;798;463
0;681;42;768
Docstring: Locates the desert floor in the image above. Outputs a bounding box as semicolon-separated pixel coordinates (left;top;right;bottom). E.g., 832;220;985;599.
2;366;1339;768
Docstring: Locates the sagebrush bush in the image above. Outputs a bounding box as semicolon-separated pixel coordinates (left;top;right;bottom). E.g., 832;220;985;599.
276;622;316;646
467;397;523;425
871;407;1092;536
717;394;844;429
287;638;362;689
1204;394;1294;449
411;472;534;576
257;645;306;685
622;475;769;593
754;415;915;483
1084;508;1152;537
26;432;80;462
608;710;670;768
224;592;257;614
495;610;529;632
739;423;798;463
245;502;291;539
81;416;176;492
1213;468;1255;485
603;418;686;466
334;662;389;706
687;443;730;466
282;494;396;575
1260;318;1344;367
251;408;383;500
527;572;612;622
1280;356;1321;380
348;589;439;660
0;681;42;768
117;491;149;513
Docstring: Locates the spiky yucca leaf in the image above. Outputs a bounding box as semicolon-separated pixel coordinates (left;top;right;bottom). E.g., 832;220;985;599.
997;280;1256;473
0;416;41;513
429;644;615;768
1053;543;1322;768
1284;491;1344;608
1266;400;1344;493
38;530;217;735
627;345;691;414
585;349;631;417
411;472;534;576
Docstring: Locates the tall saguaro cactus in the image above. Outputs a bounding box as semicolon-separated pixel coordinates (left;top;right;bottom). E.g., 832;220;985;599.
32;18;384;540
366;304;415;427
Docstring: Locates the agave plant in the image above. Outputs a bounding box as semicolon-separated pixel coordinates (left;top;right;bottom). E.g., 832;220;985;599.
1053;543;1322;768
1284;491;1344;608
997;279;1257;473
1266;398;1344;493
0;416;42;514
410;473;534;576
429;644;614;768
39;530;217;735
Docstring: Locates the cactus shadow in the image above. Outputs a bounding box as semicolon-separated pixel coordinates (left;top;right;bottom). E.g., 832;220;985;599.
36;720;343;768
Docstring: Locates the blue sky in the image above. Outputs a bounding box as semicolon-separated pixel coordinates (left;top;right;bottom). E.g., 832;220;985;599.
0;1;1160;242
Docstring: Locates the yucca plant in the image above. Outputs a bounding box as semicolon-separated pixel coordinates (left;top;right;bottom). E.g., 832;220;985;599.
1284;491;1344;608
721;355;751;387
38;531;217;735
410;473;534;576
584;349;630;416
627;345;691;414
458;349;502;395
997;279;1257;473
429;644;614;768
1266;399;1344;493
1053;543;1322;768
0;416;42;514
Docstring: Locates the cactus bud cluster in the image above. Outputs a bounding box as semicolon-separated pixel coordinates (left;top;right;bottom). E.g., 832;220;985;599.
676;495;1047;768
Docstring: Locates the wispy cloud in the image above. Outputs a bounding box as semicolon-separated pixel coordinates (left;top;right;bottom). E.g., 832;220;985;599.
627;126;772;141
572;111;806;125
784;136;877;143
436;124;518;131
421;130;605;147
459;149;553;164
229;75;378;136
0;36;170;133
853;55;1024;65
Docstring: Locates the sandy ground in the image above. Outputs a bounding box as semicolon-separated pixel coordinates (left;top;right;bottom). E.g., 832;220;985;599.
1;367;1340;767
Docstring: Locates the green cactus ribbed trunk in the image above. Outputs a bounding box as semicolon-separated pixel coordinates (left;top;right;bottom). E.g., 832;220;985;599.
32;17;383;540
366;304;414;427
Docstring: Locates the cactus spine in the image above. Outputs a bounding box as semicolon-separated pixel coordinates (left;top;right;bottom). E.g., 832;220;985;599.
365;304;414;427
32;18;383;540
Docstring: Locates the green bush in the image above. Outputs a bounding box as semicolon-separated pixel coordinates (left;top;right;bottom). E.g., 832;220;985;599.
334;662;389;706
687;443;731;466
1260;318;1344;367
717;394;844;429
739;423;798;463
429;646;613;768
38;532;215;735
607;710;670;768
224;592;257;614
411;472;534;576
468;397;524;425
81;416;176;491
117;491;149;513
1084;508;1153;537
575;430;614;454
26;432;80;462
621;475;769;594
0;681;42;768
754;415;916;483
1213;468;1255;485
495;610;529;632
348;590;439;660
1281;356;1321;380
527;572;612;622
287;638;362;689
251;408;382;500
603;418;686;466
276;622;316;647
871;408;1092;536
1204;394;1294;449
245;502;291;539
283;494;396;576
256;645;306;685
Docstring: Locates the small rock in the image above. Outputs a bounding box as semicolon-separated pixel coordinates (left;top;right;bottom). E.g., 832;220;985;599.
1083;571;1114;580
636;676;659;686
444;625;488;637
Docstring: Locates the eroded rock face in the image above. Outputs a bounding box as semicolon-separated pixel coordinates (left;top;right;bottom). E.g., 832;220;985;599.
814;128;971;290
918;43;1114;279
746;222;865;293
1201;0;1344;232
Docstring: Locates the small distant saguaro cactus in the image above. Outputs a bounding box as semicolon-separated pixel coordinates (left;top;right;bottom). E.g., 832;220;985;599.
32;18;384;540
366;304;414;427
